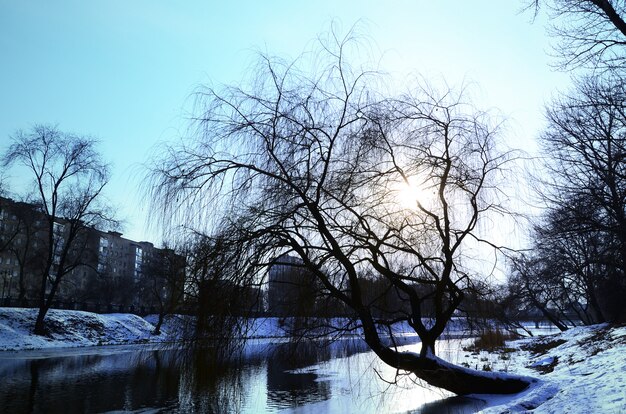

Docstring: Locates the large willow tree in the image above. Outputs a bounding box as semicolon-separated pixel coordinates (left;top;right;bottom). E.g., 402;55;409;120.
149;34;532;395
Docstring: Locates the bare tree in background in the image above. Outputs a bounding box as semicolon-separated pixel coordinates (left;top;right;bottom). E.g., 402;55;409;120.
141;245;186;335
508;253;573;331
0;198;21;255
527;76;626;322
83;262;138;306
176;230;266;363
522;203;611;326
526;0;626;71
520;0;626;324
148;34;531;395
2;125;113;335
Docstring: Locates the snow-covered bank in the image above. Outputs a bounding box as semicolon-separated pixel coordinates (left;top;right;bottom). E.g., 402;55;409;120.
0;307;418;352
0;308;306;351
2;308;625;413
0;308;172;351
467;324;626;413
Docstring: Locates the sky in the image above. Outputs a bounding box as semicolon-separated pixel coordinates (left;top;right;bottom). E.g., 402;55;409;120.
0;1;570;246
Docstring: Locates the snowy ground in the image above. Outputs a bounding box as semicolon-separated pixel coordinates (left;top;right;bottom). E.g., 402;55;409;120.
0;307;461;352
465;324;626;413
0;308;173;351
0;308;301;351
0;308;406;351
0;307;624;413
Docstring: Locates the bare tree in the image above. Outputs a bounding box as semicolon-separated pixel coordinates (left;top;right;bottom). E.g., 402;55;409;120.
508;253;573;331
141;246;186;335
149;36;531;394
526;0;626;71
532;75;626;322
505;191;612;331
181;230;266;363
2;125;112;335
521;0;626;323
82;262;138;306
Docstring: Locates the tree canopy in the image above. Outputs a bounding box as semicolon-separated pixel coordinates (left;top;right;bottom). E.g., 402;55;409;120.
3;125;112;334
150;35;530;394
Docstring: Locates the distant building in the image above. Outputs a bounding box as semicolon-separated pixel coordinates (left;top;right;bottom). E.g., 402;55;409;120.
0;196;183;309
0;197;50;301
96;230;156;281
267;253;318;316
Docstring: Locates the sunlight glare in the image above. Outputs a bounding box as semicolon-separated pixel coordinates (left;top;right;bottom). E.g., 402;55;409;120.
395;176;430;210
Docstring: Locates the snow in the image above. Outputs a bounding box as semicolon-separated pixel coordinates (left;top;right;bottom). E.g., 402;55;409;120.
0;308;169;351
1;307;625;413
465;324;626;413
0;309;324;351
530;356;555;367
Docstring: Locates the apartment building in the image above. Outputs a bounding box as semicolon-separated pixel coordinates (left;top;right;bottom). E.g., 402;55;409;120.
0;196;183;308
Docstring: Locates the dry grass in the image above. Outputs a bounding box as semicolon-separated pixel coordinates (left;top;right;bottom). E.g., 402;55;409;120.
521;338;566;355
465;328;520;352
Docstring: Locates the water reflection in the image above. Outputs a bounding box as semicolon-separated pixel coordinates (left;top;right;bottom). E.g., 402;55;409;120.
411;396;485;414
1;351;182;413
0;338;484;413
266;342;332;410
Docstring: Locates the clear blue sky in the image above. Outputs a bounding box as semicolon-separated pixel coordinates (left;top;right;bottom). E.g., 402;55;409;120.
0;1;568;245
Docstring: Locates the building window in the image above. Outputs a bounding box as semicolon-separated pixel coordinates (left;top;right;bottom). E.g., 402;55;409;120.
134;247;143;277
99;237;109;253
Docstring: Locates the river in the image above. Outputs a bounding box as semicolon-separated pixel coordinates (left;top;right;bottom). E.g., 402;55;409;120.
0;337;486;413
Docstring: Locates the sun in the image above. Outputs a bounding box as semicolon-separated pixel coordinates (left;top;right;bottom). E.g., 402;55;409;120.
393;176;430;210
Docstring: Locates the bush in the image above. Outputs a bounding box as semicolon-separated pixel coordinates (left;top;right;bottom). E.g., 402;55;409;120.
467;327;519;352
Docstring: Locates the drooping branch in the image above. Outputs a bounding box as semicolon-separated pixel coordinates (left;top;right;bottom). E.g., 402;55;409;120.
148;33;531;395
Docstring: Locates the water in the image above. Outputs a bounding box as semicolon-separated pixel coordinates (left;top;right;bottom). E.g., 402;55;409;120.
0;338;485;413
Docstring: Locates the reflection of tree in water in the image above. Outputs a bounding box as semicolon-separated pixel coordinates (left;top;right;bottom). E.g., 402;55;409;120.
123;350;180;411
2;347;270;414
0;341;485;413
415;396;485;414
266;341;332;409
1;350;182;413
176;341;349;412
175;348;257;413
27;358;39;414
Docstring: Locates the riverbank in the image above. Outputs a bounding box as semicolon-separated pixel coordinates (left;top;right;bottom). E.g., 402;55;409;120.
1;307;625;412
0;308;308;351
0;307;422;352
473;323;626;413
0;307;192;351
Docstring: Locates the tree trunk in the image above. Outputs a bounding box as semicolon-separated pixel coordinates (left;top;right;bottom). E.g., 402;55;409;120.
530;296;568;332
33;305;48;336
34;274;61;336
412;356;533;395
586;284;605;324
419;334;436;358
373;343;534;395
360;313;533;395
33;270;49;335
153;313;164;335
16;254;29;303
18;274;26;302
